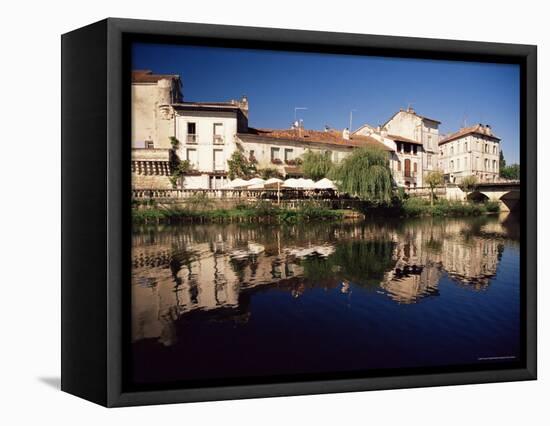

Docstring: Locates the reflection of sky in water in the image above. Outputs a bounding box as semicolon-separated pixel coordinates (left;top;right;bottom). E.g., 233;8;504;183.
131;214;521;385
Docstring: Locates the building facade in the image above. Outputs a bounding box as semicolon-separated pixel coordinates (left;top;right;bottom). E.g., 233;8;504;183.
354;122;425;187
438;124;501;183
131;71;500;190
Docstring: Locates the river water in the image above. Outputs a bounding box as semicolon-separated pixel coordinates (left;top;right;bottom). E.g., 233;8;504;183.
131;214;521;387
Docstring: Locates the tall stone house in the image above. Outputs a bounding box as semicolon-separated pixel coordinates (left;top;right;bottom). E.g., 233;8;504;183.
438;124;501;183
131;70;393;190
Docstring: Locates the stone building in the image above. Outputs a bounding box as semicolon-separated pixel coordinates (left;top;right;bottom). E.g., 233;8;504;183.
131;69;395;190
381;107;440;179
237;127;393;179
354;117;426;187
438;124;501;183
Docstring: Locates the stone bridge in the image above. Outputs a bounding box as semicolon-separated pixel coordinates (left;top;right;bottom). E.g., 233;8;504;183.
447;181;520;212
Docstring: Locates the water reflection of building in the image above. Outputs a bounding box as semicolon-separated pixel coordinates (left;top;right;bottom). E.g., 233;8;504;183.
380;219;503;303
132;218;513;344
132;226;336;344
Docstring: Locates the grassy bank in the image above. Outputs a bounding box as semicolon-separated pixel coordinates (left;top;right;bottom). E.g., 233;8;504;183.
132;201;346;224
400;198;500;217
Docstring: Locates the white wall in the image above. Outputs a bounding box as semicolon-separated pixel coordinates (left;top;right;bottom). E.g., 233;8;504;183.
2;1;546;426
175;111;238;172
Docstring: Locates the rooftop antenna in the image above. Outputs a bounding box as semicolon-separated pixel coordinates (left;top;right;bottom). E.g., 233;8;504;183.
294;107;308;123
462;113;468;128
349;109;357;133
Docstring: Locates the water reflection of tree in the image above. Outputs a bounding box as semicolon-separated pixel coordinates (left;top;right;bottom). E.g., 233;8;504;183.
301;240;396;288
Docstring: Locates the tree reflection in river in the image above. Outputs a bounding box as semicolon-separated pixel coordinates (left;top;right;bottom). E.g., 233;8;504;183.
132;213;519;345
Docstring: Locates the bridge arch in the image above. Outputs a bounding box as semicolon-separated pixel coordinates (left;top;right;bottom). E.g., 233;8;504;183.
467;191;489;203
498;190;520;212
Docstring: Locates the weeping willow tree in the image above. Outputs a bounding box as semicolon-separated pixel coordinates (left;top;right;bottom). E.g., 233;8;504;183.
302;150;334;181
330;146;393;203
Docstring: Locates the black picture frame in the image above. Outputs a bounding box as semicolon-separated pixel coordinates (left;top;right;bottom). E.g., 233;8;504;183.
61;17;537;407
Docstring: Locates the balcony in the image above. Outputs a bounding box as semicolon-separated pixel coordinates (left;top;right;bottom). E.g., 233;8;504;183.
213;135;225;145
186;134;198;144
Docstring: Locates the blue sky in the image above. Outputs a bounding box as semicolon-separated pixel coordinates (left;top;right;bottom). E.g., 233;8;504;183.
132;43;520;164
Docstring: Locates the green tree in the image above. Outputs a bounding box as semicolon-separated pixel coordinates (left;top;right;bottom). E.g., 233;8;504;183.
500;164;520;180
329;146;393;203
302;150;334;181
424;170;444;206
460;175;478;194
499;149;506;170
227;150;256;180
167;137;191;188
258;167;283;180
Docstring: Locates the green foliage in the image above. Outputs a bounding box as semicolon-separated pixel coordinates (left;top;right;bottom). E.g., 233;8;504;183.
132;201;344;224
459;175;478;193
329;146;393;203
424;170;445;206
500;164;520;180
401;198;499;217
169;160;191;188
425;170;444;188
301;150;334;181
227;150;256;180
258;167;283;180
499;149;506;169
169;136;180;150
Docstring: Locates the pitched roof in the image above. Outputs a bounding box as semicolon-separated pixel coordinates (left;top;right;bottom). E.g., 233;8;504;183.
382;108;441;128
386;134;424;146
132;70;180;83
439;124;501;145
238;128;394;151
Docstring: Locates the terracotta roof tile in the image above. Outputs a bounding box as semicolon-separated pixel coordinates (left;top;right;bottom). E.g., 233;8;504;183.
386;134;423;146
132;70;180;83
439;124;500;145
239;128;394;151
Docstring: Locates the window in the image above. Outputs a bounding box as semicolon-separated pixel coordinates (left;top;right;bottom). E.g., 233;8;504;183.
271;147;281;163
493;145;497;155
413;145;418;155
485;158;489;171
213;149;224;171
450;160;454;171
427;135;432;150
284;148;294;163
493;159;497;171
145;140;154;149
404;159;411;177
186;148;198;168
213;123;224;144
464;141;468;152
427;154;432;167
413;162;418;175
451;145;454;156
464;157;468;169
249;150;256;162
397;161;401;172
187;122;197;144
457;158;460;171
404;144;411;154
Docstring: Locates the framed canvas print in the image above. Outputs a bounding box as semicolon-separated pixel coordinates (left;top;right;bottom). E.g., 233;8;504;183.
61;18;537;407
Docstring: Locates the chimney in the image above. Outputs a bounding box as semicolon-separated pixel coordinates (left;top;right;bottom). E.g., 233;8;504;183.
239;95;249;118
342;128;350;140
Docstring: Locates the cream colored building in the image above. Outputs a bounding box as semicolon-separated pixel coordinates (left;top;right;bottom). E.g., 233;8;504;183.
354;119;425;187
131;70;395;190
382;107;440;179
438;124;501;183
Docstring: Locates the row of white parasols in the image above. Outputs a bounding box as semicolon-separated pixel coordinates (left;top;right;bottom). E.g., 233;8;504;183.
223;177;337;190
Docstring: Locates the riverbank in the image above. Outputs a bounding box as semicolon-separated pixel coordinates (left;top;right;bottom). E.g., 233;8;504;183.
132;201;351;224
132;198;500;224
400;198;500;217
